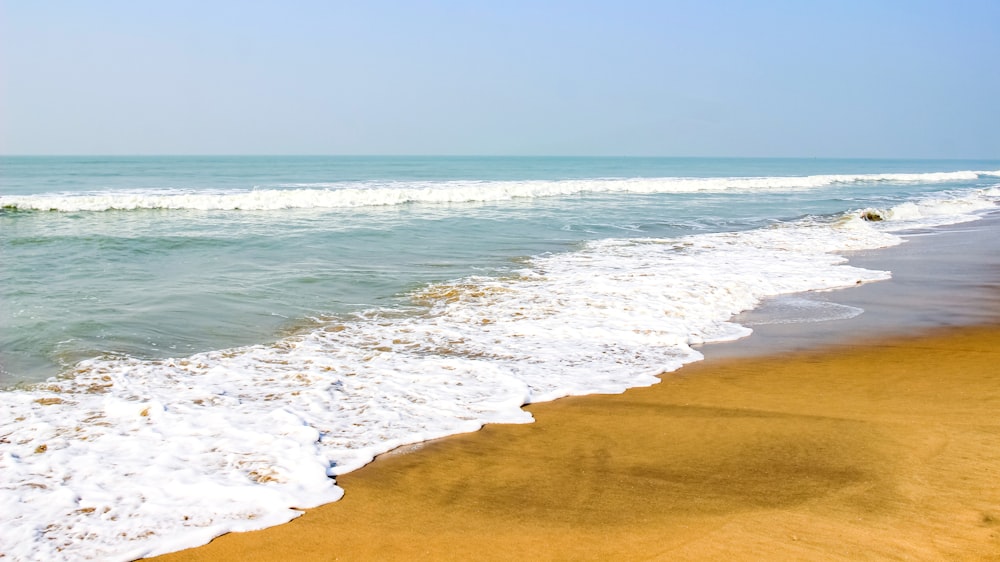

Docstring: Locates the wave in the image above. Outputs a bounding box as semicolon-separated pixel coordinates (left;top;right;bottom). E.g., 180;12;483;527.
4;169;999;212
858;185;1000;228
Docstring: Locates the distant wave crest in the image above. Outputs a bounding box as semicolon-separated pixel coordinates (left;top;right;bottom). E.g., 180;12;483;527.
4;170;999;213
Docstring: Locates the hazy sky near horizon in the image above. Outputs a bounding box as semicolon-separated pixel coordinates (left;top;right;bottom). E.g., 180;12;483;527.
2;1;998;157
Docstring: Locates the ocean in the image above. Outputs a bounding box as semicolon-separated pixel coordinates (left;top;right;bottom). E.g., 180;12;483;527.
1;156;999;560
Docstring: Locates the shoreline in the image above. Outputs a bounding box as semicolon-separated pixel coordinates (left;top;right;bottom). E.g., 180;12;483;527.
154;324;1000;561
152;214;1000;561
703;210;1000;359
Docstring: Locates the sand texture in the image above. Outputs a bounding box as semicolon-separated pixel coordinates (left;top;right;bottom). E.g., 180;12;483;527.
153;325;1000;561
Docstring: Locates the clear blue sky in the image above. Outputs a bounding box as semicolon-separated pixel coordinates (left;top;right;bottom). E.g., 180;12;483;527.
2;1;998;157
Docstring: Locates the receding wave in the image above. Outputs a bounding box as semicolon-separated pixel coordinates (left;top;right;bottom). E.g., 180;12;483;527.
4;170;998;212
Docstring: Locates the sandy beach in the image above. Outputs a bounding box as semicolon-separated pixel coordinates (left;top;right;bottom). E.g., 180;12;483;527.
151;322;1000;561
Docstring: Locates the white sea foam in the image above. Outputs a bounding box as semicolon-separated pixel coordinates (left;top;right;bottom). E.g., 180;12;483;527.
861;187;1000;227
3;170;999;212
0;189;996;560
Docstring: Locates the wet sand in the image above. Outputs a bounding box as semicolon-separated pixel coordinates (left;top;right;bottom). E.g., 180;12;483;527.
153;215;1000;561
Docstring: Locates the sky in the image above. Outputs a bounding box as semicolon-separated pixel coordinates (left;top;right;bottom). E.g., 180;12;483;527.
1;1;998;157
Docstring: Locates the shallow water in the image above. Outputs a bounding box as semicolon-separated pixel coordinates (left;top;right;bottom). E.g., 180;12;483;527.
709;211;1000;358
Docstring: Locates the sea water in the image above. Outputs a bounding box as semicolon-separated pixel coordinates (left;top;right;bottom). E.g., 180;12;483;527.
1;156;998;560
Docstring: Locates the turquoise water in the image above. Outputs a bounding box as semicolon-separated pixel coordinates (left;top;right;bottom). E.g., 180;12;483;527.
2;156;998;384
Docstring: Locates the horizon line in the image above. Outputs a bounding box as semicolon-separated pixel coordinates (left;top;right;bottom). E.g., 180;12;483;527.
2;154;997;161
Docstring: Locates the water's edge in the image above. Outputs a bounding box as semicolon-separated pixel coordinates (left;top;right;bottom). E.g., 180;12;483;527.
701;210;1000;359
155;210;1000;561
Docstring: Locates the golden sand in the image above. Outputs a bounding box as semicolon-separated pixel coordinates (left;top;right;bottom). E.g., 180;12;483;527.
153;325;1000;561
